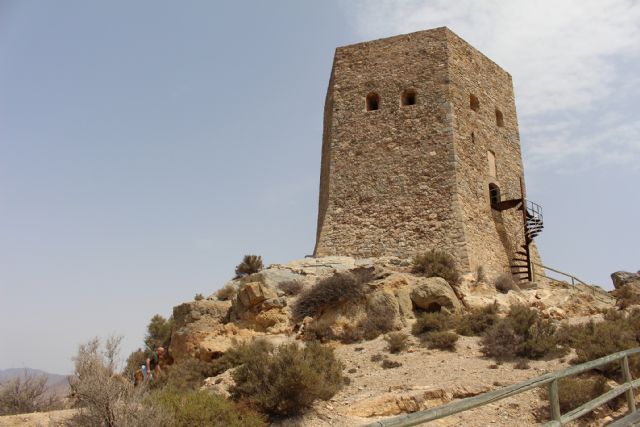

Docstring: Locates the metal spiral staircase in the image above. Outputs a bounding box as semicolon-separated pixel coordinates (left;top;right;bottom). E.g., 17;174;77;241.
509;200;543;282
492;178;544;283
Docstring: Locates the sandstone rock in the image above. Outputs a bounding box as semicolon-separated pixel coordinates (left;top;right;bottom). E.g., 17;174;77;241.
366;290;403;330
262;296;287;310
237;282;277;308
173;300;231;328
170;320;255;362
410;277;462;313
611;271;640;289
254;268;306;289
345;386;451;417
395;287;415;321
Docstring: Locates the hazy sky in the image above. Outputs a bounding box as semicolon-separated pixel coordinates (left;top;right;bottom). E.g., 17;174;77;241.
1;1;638;374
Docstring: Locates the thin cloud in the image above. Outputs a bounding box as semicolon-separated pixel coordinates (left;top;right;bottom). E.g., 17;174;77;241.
341;0;640;171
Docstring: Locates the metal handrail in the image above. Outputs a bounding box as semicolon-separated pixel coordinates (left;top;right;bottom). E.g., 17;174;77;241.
532;262;588;286
364;348;640;427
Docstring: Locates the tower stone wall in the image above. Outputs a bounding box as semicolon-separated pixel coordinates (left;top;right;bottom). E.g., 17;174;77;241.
314;27;540;275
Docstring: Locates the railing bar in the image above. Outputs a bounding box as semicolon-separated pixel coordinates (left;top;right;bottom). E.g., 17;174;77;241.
549;379;561;422
551;383;633;426
622;355;637;413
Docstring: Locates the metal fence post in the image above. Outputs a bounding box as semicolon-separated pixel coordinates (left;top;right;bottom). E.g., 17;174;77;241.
622;355;637;413
549;379;561;423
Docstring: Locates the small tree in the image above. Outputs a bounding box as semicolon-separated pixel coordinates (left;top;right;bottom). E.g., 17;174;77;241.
235;255;264;277
144;314;174;351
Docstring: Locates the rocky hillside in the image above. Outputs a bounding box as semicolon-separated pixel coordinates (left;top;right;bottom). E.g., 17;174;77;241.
166;256;621;426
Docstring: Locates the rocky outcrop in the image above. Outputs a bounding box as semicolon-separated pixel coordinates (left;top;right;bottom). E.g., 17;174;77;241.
230;282;290;333
611;271;640;309
611;271;640;289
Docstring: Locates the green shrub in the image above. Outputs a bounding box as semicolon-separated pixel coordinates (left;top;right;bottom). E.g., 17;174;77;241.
411;250;459;285
150;387;265;427
235;255;264;277
454;304;499;336
494;273;517;294
480;305;566;360
481;321;521;359
423;331;458;351
278;280;304;296
231;341;344;416
292;268;373;321
412;312;450;336
384;332;409;354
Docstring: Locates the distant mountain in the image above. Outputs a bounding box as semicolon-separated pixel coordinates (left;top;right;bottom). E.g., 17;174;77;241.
0;368;70;398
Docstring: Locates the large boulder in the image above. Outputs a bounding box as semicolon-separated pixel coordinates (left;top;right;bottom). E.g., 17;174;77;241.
611;271;640;289
410;277;462;313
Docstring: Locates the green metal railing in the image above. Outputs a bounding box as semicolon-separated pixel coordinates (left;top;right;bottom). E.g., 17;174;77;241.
532;262;588;287
364;348;640;427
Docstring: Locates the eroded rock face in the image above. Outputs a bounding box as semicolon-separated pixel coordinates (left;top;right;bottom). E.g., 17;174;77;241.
173;300;231;328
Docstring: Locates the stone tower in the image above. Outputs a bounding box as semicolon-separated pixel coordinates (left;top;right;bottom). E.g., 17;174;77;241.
313;27;542;275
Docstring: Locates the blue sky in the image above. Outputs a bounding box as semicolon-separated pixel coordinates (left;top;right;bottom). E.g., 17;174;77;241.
1;1;638;374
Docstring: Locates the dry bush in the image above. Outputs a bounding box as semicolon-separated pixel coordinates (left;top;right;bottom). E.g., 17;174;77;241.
194;293;204;301
540;375;611;416
614;284;640;309
216;282;237;301
381;359;402;369
384;332;409;354
412;312;450;336
562;315;640;377
475;265;486;283
423;331;458;351
292;268;373;321
0;371;60;415
481;304;567;361
149;387;265;427
514;359;530;370
370;354;384;362
152;358;220;391
231;341;344;417
455;304;499;336
235;255;263;277
67;335;171;427
494;273;517;294
411;250;459;285
277;280;304;296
